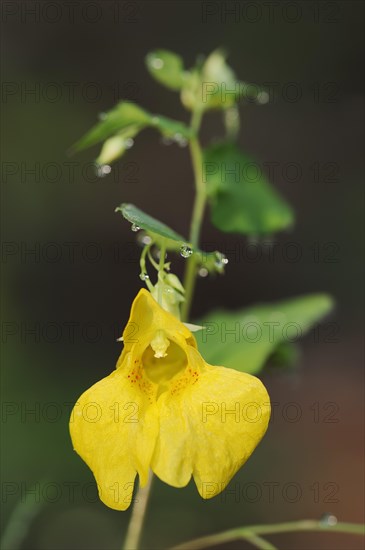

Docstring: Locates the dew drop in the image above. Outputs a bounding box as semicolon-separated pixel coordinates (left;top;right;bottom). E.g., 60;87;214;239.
137;232;152;246
131;223;140;232
180;244;193;258
257;90;270;105
320;513;338;527
161;136;173;146
125;138;134;149
214;252;229;267
198;267;209;278
151;57;164;70
96;164;112;178
173;133;188;147
139;273;149;281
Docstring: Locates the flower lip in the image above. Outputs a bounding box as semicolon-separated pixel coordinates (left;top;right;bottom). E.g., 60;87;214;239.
70;288;271;511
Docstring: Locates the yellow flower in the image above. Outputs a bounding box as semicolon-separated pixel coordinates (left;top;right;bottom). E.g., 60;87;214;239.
69;289;270;510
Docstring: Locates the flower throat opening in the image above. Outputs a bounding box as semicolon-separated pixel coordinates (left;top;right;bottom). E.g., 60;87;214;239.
142;339;187;385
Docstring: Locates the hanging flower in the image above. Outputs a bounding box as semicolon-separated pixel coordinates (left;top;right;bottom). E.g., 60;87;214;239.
69;289;270;510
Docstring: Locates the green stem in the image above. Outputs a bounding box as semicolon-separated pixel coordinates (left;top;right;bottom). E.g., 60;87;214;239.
122;474;154;550
139;244;154;292
147;248;159;271
169;520;365;550
157;244;166;305
242;533;278;550
182;108;205;321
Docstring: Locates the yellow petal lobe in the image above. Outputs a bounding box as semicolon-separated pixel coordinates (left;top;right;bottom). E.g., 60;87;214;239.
152;346;270;497
69;352;159;511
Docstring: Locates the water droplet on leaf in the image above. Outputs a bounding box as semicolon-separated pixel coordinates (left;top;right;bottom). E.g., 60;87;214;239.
198;267;209;277
162;136;173;145
214;252;228;267
96;164;112;178
173;133;188;147
137;232;152;246
151;57;164;70
320;514;338;527
131;223;140;232
180;245;193;258
257;91;270;105
139;273;149;281
177;138;188;147
125;138;134;149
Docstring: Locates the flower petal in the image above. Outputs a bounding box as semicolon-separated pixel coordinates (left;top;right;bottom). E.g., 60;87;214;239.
69;352;159;510
151;347;270;498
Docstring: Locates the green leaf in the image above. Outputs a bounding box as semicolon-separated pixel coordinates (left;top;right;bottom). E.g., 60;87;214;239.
115;203;188;245
150;115;192;140
146;50;187;90
72;99;192;162
72;102;151;151
269;342;300;369
195;293;334;374
204;142;294;234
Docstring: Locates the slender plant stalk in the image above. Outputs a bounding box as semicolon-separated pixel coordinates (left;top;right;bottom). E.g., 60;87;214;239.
169;520;365;550
157;243;167;304
122;474;154;550
246;534;277;550
182;108;205;321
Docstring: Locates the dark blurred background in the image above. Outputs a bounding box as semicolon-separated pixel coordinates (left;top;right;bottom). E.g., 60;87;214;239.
1;1;364;549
